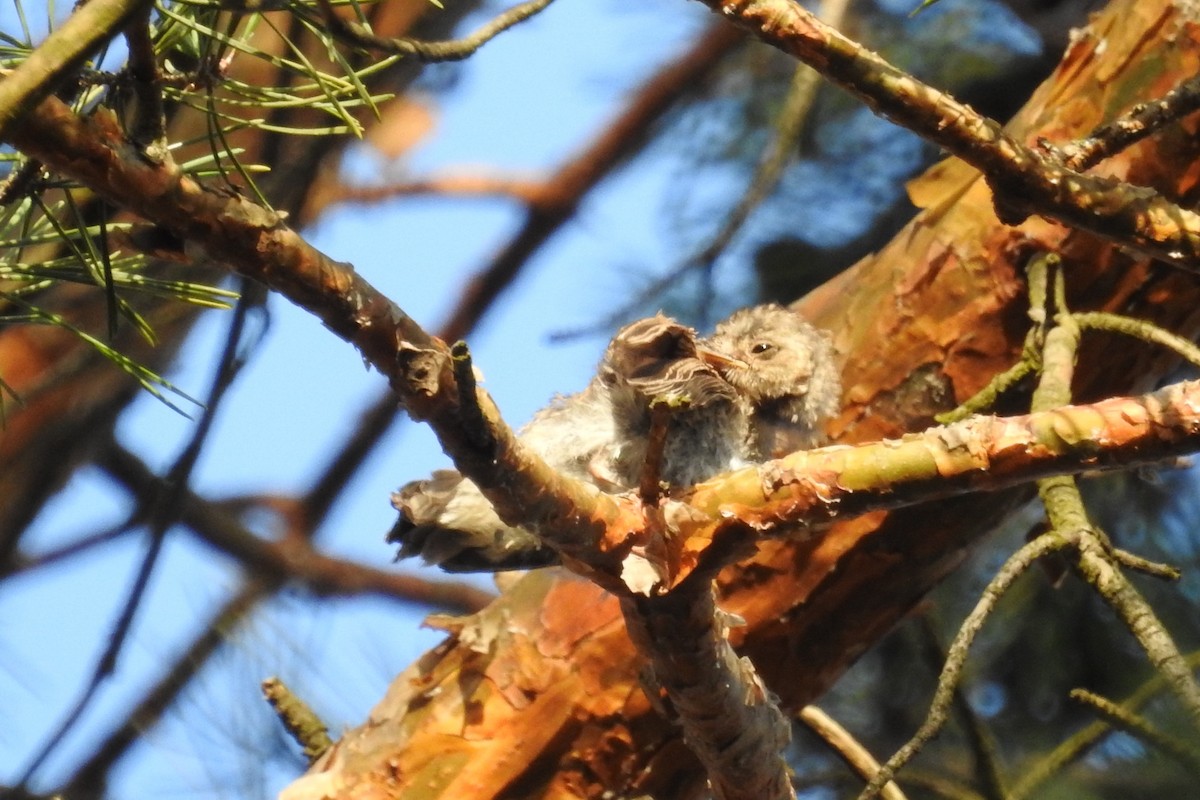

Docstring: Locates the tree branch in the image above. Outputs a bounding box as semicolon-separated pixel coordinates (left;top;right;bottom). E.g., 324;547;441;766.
98;440;496;613
11;83;1200;584
700;0;1200;269
317;0;557;62
0;0;152;139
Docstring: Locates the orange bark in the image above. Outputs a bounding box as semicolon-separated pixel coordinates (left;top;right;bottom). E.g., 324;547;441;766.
283;0;1200;797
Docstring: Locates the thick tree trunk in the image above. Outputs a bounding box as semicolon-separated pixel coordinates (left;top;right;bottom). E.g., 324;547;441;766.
282;0;1200;797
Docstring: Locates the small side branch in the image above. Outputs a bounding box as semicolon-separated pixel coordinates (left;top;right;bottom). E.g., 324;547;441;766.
121;7;167;156
798;706;908;800
1055;74;1200;172
262;677;333;764
316;0;556;62
1069;688;1200;774
857;533;1071;800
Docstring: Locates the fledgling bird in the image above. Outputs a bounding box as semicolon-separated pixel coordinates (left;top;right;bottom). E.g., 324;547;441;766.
388;314;749;572
388;306;841;573
704;303;841;459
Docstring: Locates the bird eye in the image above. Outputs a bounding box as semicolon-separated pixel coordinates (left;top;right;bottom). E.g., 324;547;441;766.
751;341;774;355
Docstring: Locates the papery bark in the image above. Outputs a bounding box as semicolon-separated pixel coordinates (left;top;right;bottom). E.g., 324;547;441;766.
284;2;1200;797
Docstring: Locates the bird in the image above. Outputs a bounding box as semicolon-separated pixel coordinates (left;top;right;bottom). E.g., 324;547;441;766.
388;306;841;573
388;313;751;572
703;303;841;459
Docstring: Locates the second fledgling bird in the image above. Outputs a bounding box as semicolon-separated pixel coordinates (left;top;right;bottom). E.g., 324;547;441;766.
704;303;841;458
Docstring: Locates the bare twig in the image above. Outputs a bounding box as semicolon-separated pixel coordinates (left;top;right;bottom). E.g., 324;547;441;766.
62;581;269;795
857;533;1071;800
797;706;908;800
554;0;853;338
69;441;495;790
98;441;497;613
263;676;334;764
1069;688;1200;773
1054;74;1200;172
324;173;549;206
14;282;258;787
439;22;744;343
317;0;556;62
1073;311;1200;368
121;6;166;154
1073;531;1200;727
916;618;1007;800
1009;652;1200;799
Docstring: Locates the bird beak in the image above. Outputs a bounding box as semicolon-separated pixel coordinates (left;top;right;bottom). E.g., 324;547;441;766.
696;346;749;373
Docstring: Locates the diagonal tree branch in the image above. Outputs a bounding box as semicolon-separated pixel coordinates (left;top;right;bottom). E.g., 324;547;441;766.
0;0;152;139
697;0;1200;270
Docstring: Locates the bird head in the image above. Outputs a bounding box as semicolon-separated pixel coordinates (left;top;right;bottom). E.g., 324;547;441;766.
706;304;836;405
601;313;738;407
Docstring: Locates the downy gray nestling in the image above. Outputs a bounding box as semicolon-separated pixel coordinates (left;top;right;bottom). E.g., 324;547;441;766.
388;305;840;572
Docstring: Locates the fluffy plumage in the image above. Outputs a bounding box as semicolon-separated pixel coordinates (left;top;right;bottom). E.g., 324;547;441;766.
388;314;747;572
388;306;841;572
705;303;841;458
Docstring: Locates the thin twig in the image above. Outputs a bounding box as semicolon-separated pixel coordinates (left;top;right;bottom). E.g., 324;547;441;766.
324;173;548;206
1;520;135;578
553;0;851;340
263;676;334;764
316;0;556;62
857;532;1071;800
121;6;166;154
1009;651;1200;799
438;22;744;343
916;618;1008;800
98;442;497;613
1110;547;1182;581
62;580;270;794
1054;74;1200;172
797;706;908;800
1073;531;1200;727
14;281;258;787
1074;311;1200;369
1069;688;1200;774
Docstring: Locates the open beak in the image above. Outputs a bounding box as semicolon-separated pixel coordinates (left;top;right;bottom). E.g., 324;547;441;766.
697;346;749;374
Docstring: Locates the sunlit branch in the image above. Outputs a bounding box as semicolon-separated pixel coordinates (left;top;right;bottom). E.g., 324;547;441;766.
316;0;556;62
1056;74;1200;172
700;0;1200;269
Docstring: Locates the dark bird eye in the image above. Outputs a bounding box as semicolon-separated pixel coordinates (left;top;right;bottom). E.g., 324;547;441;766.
751;341;774;354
